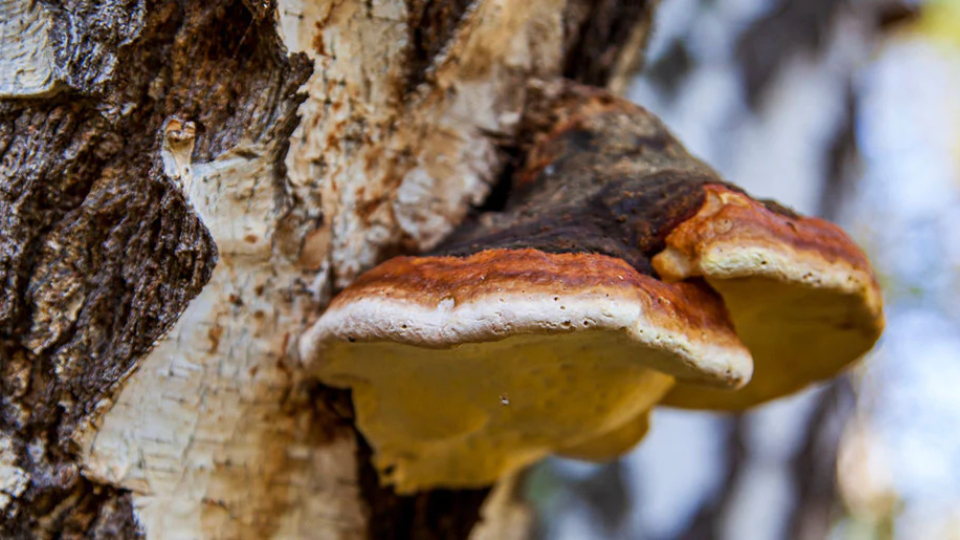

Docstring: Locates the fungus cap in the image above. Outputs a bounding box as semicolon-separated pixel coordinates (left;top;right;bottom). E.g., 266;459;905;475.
301;248;751;492
656;185;885;410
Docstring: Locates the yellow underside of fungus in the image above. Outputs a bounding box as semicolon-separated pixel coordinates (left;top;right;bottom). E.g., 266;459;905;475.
322;334;671;491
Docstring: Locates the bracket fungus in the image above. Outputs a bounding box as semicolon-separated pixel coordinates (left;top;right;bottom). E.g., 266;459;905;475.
654;186;885;409
300;84;884;492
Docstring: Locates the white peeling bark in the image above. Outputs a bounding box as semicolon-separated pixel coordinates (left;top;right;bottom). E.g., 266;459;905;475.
0;435;28;512
80;119;365;539
0;0;59;97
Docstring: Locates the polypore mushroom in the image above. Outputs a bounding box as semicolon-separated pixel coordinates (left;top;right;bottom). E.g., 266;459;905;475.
654;185;885;409
300;83;883;492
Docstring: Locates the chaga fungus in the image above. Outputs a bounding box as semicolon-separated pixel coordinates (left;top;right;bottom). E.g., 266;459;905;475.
299;83;883;492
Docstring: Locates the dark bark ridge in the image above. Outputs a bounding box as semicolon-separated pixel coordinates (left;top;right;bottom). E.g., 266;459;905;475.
0;1;310;536
562;0;658;85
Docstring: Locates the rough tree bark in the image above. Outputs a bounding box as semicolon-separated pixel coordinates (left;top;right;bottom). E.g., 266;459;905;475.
0;1;657;538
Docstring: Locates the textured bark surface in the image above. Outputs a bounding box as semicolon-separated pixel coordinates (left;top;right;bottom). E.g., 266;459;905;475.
1;0;309;536
1;0;658;538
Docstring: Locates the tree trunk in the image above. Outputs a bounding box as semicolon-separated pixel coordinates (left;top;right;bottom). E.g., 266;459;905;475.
0;1;655;537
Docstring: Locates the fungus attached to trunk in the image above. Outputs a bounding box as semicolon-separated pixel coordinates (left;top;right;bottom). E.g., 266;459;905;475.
300;83;883;492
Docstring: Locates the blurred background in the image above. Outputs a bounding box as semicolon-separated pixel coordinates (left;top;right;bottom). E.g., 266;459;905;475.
523;0;960;538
